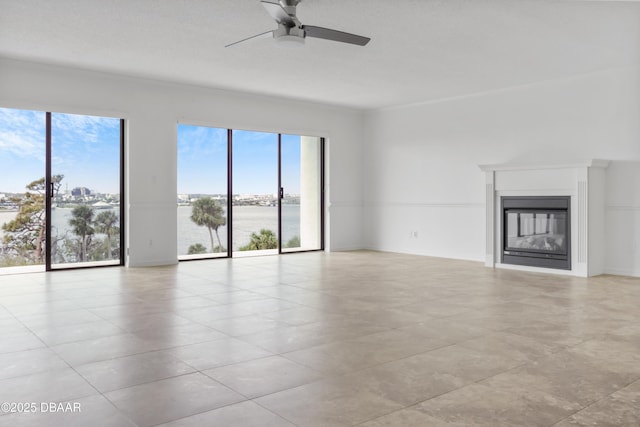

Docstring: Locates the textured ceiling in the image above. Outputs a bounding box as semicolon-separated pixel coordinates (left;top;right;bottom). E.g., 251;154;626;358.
1;0;639;109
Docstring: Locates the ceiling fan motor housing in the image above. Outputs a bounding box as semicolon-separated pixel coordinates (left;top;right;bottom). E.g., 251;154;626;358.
274;24;305;45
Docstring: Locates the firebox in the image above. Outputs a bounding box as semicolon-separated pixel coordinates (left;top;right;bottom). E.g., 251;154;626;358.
501;196;571;270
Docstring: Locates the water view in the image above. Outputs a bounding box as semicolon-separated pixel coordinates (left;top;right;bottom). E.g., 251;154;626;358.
0;204;301;262
178;204;301;254
1;110;322;270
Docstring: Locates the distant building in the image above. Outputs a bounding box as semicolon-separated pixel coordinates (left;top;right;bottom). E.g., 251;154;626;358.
71;187;91;197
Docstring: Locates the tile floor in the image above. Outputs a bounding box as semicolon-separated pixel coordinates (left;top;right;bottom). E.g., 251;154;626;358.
0;251;639;426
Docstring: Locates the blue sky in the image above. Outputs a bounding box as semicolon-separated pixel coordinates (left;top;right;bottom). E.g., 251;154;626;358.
0;108;121;194
0;108;46;194
1;107;312;196
178;125;306;195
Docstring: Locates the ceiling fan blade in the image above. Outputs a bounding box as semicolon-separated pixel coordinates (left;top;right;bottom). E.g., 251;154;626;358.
303;25;370;46
261;1;295;26
225;30;273;48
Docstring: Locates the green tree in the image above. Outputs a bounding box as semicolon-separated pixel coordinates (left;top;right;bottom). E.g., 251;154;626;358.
69;205;95;262
187;243;207;254
94;210;119;259
190;197;226;253
1;175;63;265
239;229;278;251
284;235;300;248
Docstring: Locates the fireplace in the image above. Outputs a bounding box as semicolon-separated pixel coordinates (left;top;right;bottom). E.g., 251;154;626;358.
481;160;608;277
501;196;570;270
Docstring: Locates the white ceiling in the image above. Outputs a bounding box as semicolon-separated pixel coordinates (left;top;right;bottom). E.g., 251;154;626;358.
1;0;639;110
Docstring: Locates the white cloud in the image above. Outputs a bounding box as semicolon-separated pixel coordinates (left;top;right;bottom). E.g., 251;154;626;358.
52;113;119;152
0;108;46;160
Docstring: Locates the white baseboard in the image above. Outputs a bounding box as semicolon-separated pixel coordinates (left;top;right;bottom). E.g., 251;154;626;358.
127;259;178;268
603;267;640;278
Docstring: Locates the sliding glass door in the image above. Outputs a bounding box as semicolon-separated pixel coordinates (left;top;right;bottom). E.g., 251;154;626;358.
0;108;47;273
177;125;229;260
49;113;124;269
0;107;124;274
280;134;323;252
232;130;279;257
177;125;323;260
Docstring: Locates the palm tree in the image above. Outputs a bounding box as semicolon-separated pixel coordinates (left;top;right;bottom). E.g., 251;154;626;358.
239;229;278;251
69;205;95;262
94;210;119;259
190;197;226;253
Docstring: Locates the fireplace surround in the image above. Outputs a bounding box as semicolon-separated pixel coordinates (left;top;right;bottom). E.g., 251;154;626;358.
480;160;608;277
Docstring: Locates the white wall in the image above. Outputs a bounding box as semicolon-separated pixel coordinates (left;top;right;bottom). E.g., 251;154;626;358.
364;66;640;277
0;58;365;267
3;58;638;276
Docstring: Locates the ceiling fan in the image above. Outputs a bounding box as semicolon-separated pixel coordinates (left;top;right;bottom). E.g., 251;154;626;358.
226;0;371;48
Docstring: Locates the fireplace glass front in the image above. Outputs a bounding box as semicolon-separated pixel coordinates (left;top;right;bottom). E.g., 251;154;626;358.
502;196;570;270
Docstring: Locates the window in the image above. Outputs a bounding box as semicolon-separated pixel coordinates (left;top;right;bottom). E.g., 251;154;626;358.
0;107;125;273
177;125;228;259
177;125;323;260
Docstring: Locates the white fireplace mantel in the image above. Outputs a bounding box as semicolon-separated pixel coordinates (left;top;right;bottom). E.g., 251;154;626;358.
479;160;609;277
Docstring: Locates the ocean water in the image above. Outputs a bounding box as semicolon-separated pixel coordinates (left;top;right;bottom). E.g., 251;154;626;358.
0;205;302;256
178;205;301;253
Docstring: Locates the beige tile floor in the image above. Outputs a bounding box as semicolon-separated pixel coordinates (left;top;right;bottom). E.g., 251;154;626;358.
0;250;639;426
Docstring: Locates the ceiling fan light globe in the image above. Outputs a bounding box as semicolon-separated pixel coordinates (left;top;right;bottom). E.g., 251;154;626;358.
275;34;306;47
